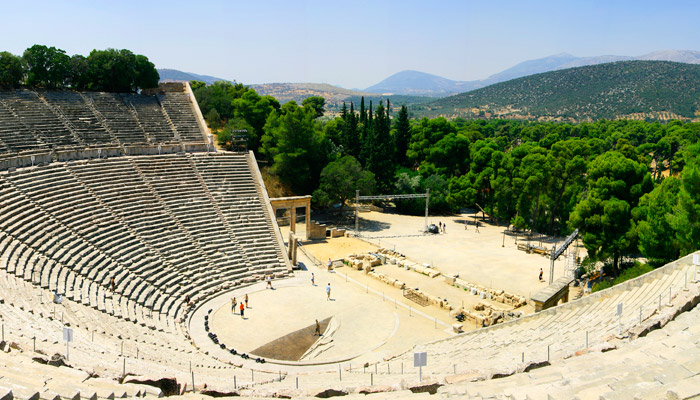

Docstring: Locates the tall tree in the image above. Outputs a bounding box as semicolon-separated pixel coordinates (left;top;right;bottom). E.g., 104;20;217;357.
0;52;24;88
260;105;327;194
67;54;89;90
23;45;70;88
312;156;375;208
569;151;652;273
393;105;411;167
302;96;325;118
366;101;395;191
133;54;159;90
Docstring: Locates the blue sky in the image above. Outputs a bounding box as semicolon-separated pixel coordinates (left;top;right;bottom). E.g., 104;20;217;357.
1;0;698;89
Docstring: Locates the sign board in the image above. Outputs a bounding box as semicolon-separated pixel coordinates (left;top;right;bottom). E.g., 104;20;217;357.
616;303;623;316
414;352;427;367
63;327;73;343
694;254;699;265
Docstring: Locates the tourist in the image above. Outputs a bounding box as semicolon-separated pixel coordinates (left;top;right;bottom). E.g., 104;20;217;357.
245;293;249;308
539;268;543;282
311;273;315;286
326;283;331;300
240;302;245;318
266;274;273;289
110;276;115;292
231;297;237;314
185;294;191;307
476;221;480;233
327;258;332;269
314;319;321;336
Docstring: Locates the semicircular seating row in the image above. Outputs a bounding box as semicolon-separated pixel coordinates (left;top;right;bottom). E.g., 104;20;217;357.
0;152;288;330
0;89;205;156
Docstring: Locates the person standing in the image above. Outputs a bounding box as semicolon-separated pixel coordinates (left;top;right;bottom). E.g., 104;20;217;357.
240;302;245;318
314;319;321;336
266;275;273;289
539;268;543;282
231;297;237;314
245;293;249;308
311;273;315;286
326;283;331;300
110;276;115;292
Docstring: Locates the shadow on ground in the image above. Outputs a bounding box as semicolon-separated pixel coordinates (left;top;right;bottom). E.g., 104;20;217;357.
251;317;332;361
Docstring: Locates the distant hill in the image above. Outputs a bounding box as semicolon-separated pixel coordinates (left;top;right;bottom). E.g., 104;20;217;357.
414;61;700;122
249;82;381;109
364;70;479;97
364;50;700;98
158;69;230;85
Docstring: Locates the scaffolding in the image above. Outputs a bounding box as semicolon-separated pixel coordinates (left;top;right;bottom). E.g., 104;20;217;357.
354;189;430;236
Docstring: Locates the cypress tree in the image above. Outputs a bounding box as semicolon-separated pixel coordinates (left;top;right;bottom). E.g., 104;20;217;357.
366;100;394;191
359;96;366;126
386;98;391;130
394;105;410;167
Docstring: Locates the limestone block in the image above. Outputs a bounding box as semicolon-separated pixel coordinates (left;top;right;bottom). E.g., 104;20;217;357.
452;323;463;333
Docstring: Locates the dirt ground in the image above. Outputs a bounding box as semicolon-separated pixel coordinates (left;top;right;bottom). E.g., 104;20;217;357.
288;209;584;301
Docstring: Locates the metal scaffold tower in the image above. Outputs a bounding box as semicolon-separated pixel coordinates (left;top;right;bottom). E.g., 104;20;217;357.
354;189;430;236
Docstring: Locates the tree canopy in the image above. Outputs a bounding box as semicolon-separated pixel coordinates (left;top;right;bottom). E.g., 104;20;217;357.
0;45;159;91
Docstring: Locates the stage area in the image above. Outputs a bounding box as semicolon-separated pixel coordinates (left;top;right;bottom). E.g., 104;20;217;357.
190;271;452;367
303;210;583;298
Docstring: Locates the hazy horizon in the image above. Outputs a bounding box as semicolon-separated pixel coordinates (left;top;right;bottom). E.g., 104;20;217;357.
2;0;699;89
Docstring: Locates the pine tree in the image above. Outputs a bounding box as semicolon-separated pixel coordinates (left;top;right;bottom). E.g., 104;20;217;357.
394;105;411;167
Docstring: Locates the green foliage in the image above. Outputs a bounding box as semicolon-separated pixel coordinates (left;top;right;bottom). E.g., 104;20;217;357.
261;104;328;194
302;96;325;118
592;262;654;292
312;156;375;207
205;108;223;130
86;48;159;92
232;90;280;152
67;55;89;90
393;105;411;167
365;101;395;191
570;151;652;273
189;80;206;91
23;45;70;88
0;51;24;88
0;45;157;92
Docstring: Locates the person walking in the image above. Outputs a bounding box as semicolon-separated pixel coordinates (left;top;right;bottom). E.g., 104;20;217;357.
311;273;315;286
266;274;273;289
240;302;245;318
326;283;331;300
539;268;544;282
314;319;321;336
245;293;249;308
231;297;237;314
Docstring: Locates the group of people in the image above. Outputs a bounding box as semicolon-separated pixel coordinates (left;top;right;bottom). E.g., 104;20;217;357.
230;294;250;318
438;221;447;233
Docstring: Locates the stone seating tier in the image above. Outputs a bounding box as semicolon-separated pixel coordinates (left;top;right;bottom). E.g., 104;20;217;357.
1;152;288;332
0;88;208;163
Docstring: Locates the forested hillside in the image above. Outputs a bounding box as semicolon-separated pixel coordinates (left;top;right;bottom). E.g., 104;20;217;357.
416;61;700;121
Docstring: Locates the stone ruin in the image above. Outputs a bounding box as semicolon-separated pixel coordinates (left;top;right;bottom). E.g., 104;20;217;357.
450;301;523;328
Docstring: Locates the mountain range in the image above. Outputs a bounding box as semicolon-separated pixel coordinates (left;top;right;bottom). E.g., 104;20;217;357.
414;60;700;122
364;50;700;97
